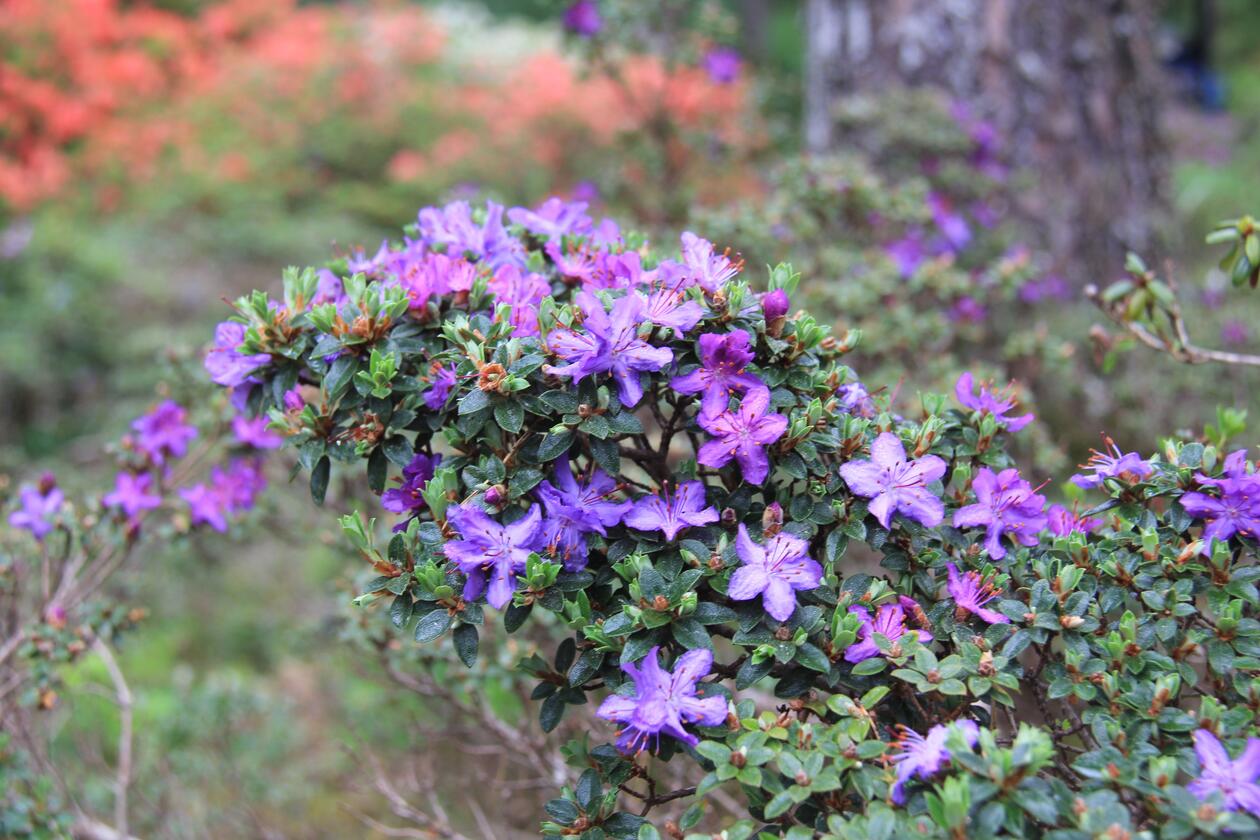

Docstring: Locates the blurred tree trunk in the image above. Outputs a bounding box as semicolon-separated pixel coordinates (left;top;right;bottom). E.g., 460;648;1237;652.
803;0;1169;284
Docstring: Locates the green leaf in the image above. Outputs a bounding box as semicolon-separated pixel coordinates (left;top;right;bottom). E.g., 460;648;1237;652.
494;400;525;434
389;595;413;629
539;693;565;732
309;455;331;505
459;388;491;415
414;609;452;643
671;618;710;650
537;431;574;462
453;624;479;668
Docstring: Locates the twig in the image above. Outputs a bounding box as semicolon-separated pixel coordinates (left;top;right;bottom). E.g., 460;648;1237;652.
90;635;133;840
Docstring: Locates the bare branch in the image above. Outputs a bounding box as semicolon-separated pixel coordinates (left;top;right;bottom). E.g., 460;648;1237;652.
89;635;133;840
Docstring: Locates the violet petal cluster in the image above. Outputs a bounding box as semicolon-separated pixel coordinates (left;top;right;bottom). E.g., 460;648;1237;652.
596;646;727;752
728;524;823;622
839;432;946;530
952;467;1047;560
442;503;543;609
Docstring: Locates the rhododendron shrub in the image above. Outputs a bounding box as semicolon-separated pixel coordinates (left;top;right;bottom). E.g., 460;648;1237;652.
0;377;276;836
214;201;1259;838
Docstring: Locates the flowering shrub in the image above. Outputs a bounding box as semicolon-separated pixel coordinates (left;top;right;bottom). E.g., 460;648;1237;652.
0;377;275;837
203;197;1260;837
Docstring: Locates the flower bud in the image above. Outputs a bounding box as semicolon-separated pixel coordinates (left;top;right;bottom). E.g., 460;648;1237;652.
761;502;783;536
762;289;789;336
484;485;507;508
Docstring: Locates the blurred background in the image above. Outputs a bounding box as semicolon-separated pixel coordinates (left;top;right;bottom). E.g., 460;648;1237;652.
1;0;1258;836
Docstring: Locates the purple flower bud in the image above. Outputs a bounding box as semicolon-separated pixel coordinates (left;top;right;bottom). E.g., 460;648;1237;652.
703;47;742;84
761;501;784;535
485;485;507;508
762;289;789;337
44;603;67;629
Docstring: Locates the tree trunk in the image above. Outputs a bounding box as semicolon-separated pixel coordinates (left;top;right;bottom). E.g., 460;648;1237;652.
803;0;1169;284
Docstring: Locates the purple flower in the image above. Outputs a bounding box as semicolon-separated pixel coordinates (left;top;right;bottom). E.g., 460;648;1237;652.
1070;439;1153;490
1180;458;1260;552
1046;504;1103;537
891;720;980;804
9;479;63;541
638;285;705;335
949;296;987;324
838;433;946;530
283;386;305;412
623;481;718;541
1222;319;1252;347
535;457;629;570
347;240;393;276
231;414;283;450
442;503;544;609
1188;729;1260;818
836;382;876;418
728;524;822;621
562;0;601;37
205;322;270;388
952;468;1047;561
180;458;267;532
131;401;198;464
927;192;971;252
382;453;443;530
488;264;550;337
702;47;741;84
508;197;592;240
680;232;740;293
104;472;162;521
945;562;1009;625
954;372;1033;433
544;291;673;407
844;599;933;663
423;363;458;411
596;646;727;752
671;330;766;419
397;252;474;312
696;387;788;486
180;483;229;532
417;201;522;269
885;230;926;278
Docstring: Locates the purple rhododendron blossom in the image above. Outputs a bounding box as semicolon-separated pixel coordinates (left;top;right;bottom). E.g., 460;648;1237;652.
1071;439;1153;489
562;0;601;36
838;433;946;530
131;400;196;463
417;201;522;268
544;291;673;407
728;524;822;621
231;414;283;450
535;457;629;570
703;47;741;84
313;269;347;307
423;363;458;410
638;285;705;335
104;472;162;521
9;479;63;541
1046;504;1103;537
671;329;766;418
945;561;1010;624
381;453;443;531
679;232;740;292
952;467;1047;560
885;230;926;278
1188;729;1260;818
623;481;718;541
927;192;972;252
488;264;550;337
180;459;267;533
891;720;981;804
508;197;592;240
836;382;876;418
398;253;475;312
949;296;987;324
954;372;1033;432
1180;450;1260;552
596;646;727;752
696;387;787;485
844;599;933;663
347;240;392;276
205;322;270;388
442;503;544;609
545;241;600;285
